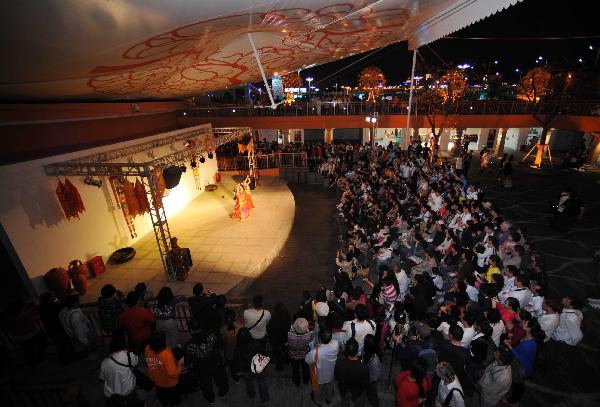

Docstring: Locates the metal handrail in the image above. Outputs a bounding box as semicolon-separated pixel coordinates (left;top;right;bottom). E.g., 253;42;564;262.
217;152;307;171
181;100;600;118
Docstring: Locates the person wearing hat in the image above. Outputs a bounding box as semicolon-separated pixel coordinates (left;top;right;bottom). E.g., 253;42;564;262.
182;318;228;403
288;317;313;386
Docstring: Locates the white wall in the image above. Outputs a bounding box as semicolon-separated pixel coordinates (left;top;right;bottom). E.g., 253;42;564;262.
374;128;402;146
503;128;520;152
0;124;217;293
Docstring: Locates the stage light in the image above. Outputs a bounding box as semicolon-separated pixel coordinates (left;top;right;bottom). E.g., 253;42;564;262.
578;58;583;62
589;45;594;50
494;60;498;64
163;166;187;189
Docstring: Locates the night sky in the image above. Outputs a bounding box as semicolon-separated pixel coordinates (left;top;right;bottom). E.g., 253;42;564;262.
303;0;600;89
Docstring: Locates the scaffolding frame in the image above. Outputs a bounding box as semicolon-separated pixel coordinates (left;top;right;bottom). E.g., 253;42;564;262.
45;125;251;279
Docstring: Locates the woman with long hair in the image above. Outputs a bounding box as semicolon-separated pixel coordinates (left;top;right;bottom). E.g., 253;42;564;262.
394;357;431;407
363;334;382;407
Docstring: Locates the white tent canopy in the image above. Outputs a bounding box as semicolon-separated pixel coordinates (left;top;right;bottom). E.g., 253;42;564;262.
0;0;522;101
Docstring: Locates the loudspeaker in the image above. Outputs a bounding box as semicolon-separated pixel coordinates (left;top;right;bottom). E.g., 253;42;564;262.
163;166;186;189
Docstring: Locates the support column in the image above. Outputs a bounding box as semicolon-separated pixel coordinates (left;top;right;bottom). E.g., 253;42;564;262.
439;129;450;156
405;49;417;150
494;128;506;157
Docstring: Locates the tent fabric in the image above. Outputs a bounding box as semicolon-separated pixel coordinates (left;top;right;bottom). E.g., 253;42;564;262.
408;0;523;49
0;0;521;101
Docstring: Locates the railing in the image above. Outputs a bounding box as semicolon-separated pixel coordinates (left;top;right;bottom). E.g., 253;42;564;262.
81;297;248;336
1;383;89;407
181;100;600;118
218;152;308;171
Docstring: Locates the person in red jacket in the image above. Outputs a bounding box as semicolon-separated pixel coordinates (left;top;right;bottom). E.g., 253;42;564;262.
394;358;431;407
118;292;155;354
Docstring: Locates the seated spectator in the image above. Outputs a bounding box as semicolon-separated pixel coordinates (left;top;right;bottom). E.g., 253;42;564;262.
552;295;584;346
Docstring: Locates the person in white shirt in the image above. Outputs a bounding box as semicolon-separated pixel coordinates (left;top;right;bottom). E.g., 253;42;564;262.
538;299;561;342
526;283;545;318
435;362;465;407
487;308;505;347
459;313;477;348
504;274;532;309
394;267;409;302
497;265;517;302
58;294;95;349
305;329;339;405
342;304;375;355
552;296;584;346
100;334;138;398
478;349;513;407
243;295;272;341
465;276;479;303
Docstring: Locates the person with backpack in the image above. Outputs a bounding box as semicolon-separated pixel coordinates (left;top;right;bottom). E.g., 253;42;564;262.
233;327;270;404
99;333;138;399
305;329;339;406
145;330;182;406
243;294;272;352
343;304;375;355
477;347;513;407
435;362;465;407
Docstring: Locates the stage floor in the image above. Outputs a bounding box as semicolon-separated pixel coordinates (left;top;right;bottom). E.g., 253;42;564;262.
81;175;295;302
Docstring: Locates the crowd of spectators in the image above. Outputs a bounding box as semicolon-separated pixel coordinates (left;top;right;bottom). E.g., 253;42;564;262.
5;141;590;407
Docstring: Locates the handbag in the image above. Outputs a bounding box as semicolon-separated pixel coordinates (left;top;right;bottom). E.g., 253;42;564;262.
310;346;319;391
110;352;154;391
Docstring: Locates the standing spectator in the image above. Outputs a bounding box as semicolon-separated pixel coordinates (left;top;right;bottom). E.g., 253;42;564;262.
234;327;269;404
243;295;272;351
153;287;184;349
435;362;465;407
58;294;96;356
8;299;46;368
335;338;370;407
38;292;70;364
362;334;382;407
437;324;469;387
288;317;312;386
119;292;156;354
343;304;376;355
478;348;513;407
305;329;339;406
219;309;243;382
98;284;124;334
267;303;292;371
552;295;584;346
99;333;138;399
394;358;431;407
145;330;182;406
187;283;216;328
183;318;229;403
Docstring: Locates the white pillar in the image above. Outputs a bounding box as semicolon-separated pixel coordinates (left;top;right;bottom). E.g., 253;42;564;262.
439;129;450;154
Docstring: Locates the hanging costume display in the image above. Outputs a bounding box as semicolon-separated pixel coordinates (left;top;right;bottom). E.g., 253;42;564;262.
109;177;137;239
134;179;150;214
56;178;85;220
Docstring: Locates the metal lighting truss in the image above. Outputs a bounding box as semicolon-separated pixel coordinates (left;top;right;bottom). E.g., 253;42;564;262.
45;126;251;279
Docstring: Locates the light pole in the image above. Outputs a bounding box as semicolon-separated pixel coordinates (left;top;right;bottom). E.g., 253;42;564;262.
365;112;378;147
306;77;313;99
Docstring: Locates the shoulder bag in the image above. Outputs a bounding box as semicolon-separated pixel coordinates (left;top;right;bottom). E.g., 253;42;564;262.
110;351;154;391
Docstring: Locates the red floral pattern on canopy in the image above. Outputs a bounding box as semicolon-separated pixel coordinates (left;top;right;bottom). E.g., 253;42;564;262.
87;4;410;98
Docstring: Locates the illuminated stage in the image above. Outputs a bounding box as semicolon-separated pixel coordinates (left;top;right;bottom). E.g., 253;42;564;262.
80;175;294;302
